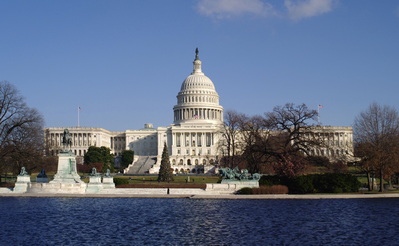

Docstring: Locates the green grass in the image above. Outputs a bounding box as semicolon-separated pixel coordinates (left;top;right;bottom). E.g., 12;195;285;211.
113;175;220;185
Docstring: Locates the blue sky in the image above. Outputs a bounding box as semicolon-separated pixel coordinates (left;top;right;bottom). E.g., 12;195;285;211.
1;0;399;131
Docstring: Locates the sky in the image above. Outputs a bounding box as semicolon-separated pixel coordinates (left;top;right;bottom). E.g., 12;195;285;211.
1;0;399;131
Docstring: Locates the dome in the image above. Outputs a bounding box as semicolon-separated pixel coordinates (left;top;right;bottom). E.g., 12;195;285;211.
173;48;224;125
180;74;215;91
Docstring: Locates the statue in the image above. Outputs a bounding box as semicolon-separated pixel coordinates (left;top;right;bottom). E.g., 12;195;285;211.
105;169;111;177
19;166;29;176
62;129;72;151
90;167;98;176
37;169;47;178
219;166;261;181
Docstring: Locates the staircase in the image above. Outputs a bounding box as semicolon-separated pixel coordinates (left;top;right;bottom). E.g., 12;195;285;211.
124;156;157;174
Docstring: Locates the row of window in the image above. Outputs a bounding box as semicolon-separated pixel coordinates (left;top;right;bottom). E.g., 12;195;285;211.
178;95;218;104
171;158;215;165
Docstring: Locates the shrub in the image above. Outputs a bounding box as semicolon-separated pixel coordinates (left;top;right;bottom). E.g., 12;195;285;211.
287;175;315;194
252;185;289;194
77;163;103;173
261;173;361;194
259;175;283;186
236;187;253;194
312;173;361;193
114;178;129;186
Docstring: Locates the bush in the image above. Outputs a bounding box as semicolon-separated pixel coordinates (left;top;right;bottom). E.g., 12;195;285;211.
77;163;103;173
114;178;129;186
259;175;284;186
252;185;289;194
312;173;361;193
236;185;289;195
259;173;361;194
287;175;315;194
236;187;253;194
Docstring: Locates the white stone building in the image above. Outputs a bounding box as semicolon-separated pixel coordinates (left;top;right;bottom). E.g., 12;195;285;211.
305;126;355;162
45;49;223;174
44;49;355;173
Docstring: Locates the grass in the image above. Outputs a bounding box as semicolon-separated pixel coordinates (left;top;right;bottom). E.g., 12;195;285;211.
113;175;220;188
114;175;220;184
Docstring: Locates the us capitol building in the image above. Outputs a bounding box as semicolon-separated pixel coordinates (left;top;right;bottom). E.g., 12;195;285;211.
44;49;354;174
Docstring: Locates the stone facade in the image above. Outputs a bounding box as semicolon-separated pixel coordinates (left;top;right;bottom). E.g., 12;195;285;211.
44;49;355;173
305;125;355;162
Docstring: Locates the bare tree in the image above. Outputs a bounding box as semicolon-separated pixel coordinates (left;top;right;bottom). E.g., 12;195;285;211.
265;103;319;156
219;110;246;168
239;114;270;174
0;81;44;175
353;103;399;192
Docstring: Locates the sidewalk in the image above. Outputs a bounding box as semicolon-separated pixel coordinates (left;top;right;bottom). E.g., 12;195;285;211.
1;192;399;199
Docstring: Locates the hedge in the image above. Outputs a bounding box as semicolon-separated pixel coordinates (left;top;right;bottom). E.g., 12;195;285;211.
259;173;361;194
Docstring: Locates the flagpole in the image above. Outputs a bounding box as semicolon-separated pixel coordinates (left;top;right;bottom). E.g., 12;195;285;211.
317;105;323;126
78;107;80;127
317;105;320;126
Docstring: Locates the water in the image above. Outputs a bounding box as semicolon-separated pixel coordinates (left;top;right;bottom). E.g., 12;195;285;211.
0;197;398;245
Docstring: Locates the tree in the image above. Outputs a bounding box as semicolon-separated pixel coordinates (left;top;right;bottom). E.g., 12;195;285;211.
261;103;320;177
158;142;173;182
0;81;44;175
265;103;319;157
121;150;134;169
84;146;115;172
239;114;270;174
219;110;246;168
353;103;399;192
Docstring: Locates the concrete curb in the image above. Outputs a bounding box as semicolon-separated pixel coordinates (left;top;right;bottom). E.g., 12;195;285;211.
1;193;399;199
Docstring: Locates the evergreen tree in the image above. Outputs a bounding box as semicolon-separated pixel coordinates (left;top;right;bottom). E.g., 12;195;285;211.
121;150;134;169
158;143;174;182
84;146;115;172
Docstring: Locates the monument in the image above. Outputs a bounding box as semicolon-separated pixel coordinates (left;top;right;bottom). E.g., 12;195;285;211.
50;129;83;183
13;167;31;193
36;169;49;183
86;167;103;193
218;167;261;187
102;169;116;189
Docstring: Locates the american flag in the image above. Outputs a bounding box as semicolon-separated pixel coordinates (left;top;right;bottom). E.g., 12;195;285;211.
318;105;323;108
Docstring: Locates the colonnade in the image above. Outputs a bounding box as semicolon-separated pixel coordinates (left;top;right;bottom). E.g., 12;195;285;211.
172;132;214;148
174;108;223;122
48;133;95;147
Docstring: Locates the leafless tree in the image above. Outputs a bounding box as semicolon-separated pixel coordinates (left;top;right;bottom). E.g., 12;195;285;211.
225;103;321;176
219;110;246;168
353;103;399;192
0;81;44;176
265;103;319;156
239;114;270;173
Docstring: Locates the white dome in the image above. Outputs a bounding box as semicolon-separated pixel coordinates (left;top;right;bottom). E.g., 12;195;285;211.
173;49;223;125
180;74;216;91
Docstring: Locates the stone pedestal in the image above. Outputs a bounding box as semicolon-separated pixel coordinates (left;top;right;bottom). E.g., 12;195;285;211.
51;151;82;183
86;176;102;193
102;176;115;189
13;175;31;193
36;177;49;183
36;169;49;183
220;180;260;188
29;183;87;194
